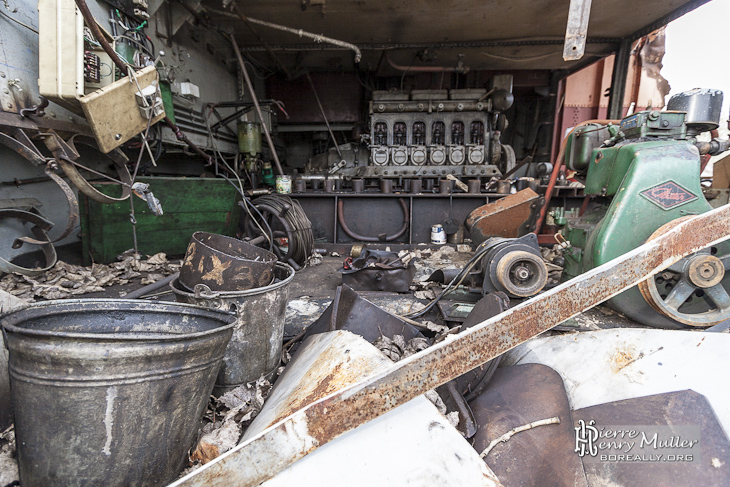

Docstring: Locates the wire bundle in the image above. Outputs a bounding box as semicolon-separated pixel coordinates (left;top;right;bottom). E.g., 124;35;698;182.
251;194;314;267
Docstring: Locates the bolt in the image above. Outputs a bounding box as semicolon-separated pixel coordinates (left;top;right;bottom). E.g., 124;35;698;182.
115;134;122;140
514;266;531;281
2;89;8;94
0;72;5;78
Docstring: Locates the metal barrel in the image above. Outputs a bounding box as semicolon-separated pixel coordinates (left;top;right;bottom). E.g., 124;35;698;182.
0;299;235;487
170;262;294;394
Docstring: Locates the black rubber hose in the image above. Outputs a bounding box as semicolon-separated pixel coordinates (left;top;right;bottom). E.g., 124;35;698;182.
337;198;409;242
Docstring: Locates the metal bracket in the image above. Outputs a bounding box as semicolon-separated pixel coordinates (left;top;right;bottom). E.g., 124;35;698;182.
0;209;58;276
563;0;593;61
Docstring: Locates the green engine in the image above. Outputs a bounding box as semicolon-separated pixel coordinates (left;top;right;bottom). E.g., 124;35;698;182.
559;89;730;329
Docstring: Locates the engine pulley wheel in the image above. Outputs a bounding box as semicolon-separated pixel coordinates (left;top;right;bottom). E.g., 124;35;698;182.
638;217;730;327
494;250;548;298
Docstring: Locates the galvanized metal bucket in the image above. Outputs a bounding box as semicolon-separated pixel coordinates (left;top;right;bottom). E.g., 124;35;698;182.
0;299;235;487
0;326;11;432
170;262;294;394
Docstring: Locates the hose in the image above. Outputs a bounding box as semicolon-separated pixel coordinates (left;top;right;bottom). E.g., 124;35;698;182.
337;198;409;242
248;195;314;266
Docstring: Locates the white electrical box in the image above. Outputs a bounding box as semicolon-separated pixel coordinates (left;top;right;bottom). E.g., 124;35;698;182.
38;0;84;111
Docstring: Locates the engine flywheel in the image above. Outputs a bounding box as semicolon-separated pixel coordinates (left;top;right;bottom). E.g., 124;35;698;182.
638;216;730;327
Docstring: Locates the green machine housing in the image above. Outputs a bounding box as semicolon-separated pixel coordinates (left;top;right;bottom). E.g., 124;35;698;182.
560;107;730;329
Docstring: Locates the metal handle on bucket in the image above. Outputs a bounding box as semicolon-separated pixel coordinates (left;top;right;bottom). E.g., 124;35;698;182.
193;283;220;299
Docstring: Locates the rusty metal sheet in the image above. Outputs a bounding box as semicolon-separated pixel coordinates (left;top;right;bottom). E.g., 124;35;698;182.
170;204;730;487
465;188;544;244
241;333;500;487
573;390;730;486
469;364;588;487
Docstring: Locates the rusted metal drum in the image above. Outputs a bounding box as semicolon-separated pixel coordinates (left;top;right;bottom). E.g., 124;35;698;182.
179;232;277;292
171;262;294;394
0;299;234;487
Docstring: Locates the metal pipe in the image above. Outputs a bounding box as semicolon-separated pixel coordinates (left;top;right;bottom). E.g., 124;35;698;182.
607;38;631;120
229;34;284;176
534;119;619;234
385;52;467;73
337;198;409;242
208;5;361;63
232;4;293;78
124;273;179;299
306;73;342;160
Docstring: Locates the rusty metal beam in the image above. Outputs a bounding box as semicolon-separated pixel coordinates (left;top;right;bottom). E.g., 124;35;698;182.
171;203;730;487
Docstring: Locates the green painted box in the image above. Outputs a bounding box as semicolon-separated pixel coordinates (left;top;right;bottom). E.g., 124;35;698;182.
80;177;240;264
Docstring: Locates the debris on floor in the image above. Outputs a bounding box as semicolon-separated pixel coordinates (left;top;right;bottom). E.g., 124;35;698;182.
0;252;180;300
0;425;17;487
188;377;272;469
373;334;430;361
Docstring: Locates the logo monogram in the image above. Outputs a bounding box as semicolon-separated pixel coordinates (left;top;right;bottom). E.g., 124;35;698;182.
640;181;697;210
575;419;599;457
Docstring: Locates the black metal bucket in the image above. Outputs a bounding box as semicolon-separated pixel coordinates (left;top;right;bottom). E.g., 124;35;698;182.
179;232;277;292
0;299;235;487
170;262;294;394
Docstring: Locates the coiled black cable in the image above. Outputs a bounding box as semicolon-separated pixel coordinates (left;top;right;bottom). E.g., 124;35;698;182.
249;194;314;267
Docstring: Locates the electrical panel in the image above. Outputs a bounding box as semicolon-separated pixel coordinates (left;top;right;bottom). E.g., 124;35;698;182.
38;0;118;112
38;0;85;111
